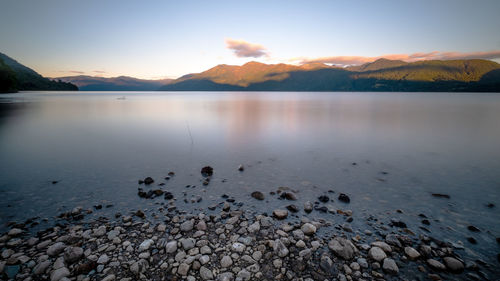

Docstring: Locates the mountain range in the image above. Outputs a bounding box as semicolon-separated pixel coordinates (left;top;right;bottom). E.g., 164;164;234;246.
159;59;500;92
56;75;173;91
0;52;77;93
2;51;500;93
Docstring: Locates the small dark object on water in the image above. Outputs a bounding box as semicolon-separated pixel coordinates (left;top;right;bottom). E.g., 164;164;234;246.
159;183;165;186
286;204;299;213
390;219;407;228
201;166;213;177
346;217;353;223
226;198;235;203
238;164;244;171
421;219;430;225
143;177;154;185
280;192;297;200
418;213;427;218
327;190;335;193
338;193;350;203
352;162;357;166
203;180;209;186
221;194;229;199
270;191;276;195
52;180;59;184
152;190;164;196
135;210;145;218
168;171;175;176
138;180;144;184
318;195;329;203
114;213;121;218
315;206;328;213
251;191;265;200
467;225;480;232
431;193;450;199
164;176;170;180
164;192;173;200
467;237;477;244
496;237;500;244
381;171;389;175
94;205;102;210
487;203;495;208
105;204;113;208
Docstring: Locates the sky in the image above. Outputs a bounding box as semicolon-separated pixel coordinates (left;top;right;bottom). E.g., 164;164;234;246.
1;0;500;79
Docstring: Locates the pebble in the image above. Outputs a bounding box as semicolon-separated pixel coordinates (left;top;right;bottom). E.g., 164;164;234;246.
273;209;288;220
368;247;387;262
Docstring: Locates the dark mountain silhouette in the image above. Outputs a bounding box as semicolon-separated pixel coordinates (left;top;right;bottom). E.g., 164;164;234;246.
0;52;77;93
159;59;500;92
56;75;173;91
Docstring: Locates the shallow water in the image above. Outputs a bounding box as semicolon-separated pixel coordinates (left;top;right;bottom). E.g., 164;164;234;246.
1;91;499;269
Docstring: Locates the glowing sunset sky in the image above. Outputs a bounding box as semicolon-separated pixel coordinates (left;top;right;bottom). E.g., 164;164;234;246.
1;0;499;79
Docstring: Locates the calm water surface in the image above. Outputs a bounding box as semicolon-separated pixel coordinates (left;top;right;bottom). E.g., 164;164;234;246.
1;91;499;268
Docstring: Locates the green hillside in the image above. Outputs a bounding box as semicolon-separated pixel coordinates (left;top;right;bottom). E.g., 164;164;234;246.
0;52;78;92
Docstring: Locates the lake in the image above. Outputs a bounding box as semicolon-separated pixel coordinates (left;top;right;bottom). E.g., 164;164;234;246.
0;91;499;271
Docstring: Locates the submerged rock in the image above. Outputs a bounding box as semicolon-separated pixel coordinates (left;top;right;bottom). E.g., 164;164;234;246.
443;257;464;273
201;166;214;177
431;193;450;199
338;193;350;203
251;191;265;200
143;177;154;185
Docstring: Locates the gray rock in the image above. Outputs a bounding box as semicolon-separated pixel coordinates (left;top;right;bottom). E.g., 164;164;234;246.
218;272;235;281
196;220;207;231
102;275;116;281
63;246;83;264
301;223;317;235
404;246;421;260
443;257;464;273
273;239;289;257
165;241;177;253
371;241;392;253
177;263;190;276
273;209;288;220
50;267;70;281
8;228;23;236
385;234;402;248
138;239;154;251
107;230;120;240
199;266;213;280
93;226;107;237
357;257;368;268
180;238;196;250
382;258;399;274
221;255;233;268
231;242;246;253
180;220;194;232
427;259;446;271
328;237;359;260
237;269;251;280
368;246;387;262
304;201;313;213
97;254;109;264
33;260;51;275
47;242;66;257
247;221;260;233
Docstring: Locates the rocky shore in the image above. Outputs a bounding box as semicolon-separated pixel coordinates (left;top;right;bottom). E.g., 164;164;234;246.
1;168;499;281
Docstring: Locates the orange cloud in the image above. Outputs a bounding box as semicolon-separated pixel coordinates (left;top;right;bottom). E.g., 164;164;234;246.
295;50;500;66
225;38;268;58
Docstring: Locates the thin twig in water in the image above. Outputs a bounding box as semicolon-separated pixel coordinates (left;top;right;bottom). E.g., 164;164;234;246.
186;120;194;147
